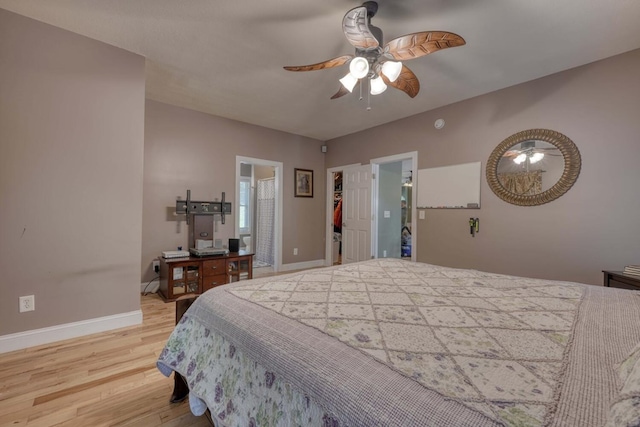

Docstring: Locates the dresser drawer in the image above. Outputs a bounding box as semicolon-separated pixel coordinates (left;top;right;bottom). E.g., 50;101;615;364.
202;259;226;277
202;274;227;291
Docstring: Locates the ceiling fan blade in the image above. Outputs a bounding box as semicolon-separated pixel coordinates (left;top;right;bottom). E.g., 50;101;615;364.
284;55;353;72
382;64;420;98
384;31;466;61
342;6;379;50
331;81;359;100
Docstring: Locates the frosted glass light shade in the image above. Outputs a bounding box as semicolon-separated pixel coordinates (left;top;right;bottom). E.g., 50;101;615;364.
381;61;402;82
339;73;358;92
349;57;369;79
529;152;545;163
370;76;387;95
513;153;527;164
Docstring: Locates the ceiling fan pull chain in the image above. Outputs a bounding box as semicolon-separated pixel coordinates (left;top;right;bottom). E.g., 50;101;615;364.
367;79;372;111
359;79;363;101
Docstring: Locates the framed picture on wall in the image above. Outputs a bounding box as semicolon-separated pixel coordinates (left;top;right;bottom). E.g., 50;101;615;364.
294;168;313;198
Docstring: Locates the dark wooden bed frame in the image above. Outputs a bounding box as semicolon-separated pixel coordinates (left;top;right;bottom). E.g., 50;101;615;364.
169;295;214;425
169;296;196;403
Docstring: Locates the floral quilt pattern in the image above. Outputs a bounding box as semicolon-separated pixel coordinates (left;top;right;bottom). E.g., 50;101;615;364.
158;316;340;427
227;259;585;426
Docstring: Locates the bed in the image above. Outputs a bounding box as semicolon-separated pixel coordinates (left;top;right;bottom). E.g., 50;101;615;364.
157;259;640;426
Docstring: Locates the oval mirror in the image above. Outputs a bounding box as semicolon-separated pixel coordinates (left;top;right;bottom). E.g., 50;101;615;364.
486;129;581;206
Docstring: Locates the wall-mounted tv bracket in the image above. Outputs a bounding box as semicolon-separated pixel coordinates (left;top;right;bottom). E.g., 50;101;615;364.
175;190;232;225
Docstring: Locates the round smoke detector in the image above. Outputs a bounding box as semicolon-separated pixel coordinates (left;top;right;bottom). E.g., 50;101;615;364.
434;119;445;129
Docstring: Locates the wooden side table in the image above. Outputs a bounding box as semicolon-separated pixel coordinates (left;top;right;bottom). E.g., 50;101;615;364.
603;270;640;290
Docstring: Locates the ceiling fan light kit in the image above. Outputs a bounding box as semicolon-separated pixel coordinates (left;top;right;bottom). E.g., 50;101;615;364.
514;152;544;165
283;1;466;107
370;75;387;95
349;57;370;79
339;73;359;92
381;61;402;83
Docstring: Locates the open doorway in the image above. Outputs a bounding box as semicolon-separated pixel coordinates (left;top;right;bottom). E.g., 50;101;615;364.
325;163;375;266
236;156;283;274
325;163;361;266
372;151;417;261
325;154;416;266
332;171;343;265
401;168;413;259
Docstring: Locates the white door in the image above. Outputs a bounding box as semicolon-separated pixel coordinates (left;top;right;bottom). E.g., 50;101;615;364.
342;164;372;264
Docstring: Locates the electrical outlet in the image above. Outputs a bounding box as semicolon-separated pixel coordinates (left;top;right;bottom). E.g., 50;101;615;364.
293;248;298;256
19;295;35;313
152;259;160;273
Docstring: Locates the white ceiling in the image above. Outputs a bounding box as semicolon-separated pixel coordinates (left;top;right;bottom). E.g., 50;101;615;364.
2;0;640;141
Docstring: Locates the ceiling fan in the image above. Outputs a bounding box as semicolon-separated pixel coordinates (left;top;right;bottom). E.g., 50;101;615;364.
283;1;466;101
503;141;561;164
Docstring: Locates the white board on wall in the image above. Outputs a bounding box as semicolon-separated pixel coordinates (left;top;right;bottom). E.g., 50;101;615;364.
417;161;481;208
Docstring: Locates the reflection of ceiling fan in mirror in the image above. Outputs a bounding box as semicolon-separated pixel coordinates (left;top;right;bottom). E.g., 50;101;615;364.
283;1;465;102
503;141;561;165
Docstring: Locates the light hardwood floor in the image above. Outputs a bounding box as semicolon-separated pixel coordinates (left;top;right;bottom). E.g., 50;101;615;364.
0;294;211;427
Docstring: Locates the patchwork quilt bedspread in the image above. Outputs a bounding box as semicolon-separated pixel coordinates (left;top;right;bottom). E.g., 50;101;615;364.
157;259;640;426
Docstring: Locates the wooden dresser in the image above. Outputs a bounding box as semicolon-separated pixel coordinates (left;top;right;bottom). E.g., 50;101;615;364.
159;251;253;302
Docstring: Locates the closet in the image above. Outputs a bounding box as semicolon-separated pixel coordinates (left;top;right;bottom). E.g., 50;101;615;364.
332;172;342;265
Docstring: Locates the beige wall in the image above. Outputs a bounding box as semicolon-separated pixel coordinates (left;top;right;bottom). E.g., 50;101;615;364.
326;49;640;285
0;10;145;335
142;101;326;282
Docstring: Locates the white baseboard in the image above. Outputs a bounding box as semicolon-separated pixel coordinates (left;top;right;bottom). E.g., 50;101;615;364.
141;279;159;294
0;310;143;354
279;259;326;272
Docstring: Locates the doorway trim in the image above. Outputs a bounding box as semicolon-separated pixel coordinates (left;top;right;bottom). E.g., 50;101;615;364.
325;163;361;266
236;156;283;272
370;151;418;261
